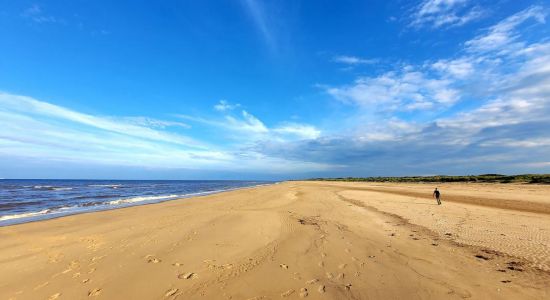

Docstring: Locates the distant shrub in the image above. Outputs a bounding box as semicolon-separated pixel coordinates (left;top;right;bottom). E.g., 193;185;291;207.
306;174;550;184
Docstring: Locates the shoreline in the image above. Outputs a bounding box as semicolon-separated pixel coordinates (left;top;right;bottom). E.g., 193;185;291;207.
0;182;277;227
1;181;549;299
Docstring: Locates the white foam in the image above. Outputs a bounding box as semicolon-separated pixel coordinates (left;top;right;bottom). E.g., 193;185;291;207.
108;194;180;205
33;185;53;189
52;187;73;191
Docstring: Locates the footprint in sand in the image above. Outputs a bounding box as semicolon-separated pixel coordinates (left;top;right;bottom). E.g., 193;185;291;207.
280;264;289;269
281;289;295;297
338;263;347;269
299;288;308;298
345;283;352;291
345;248;351;253
172;262;183;267
318;261;324;267
337;273;345;280
318;285;325;293
475;254;492;260
178;272;198;279
48;293;61;300
306;279;319;284
82;279;90;283
326;272;334;279
88;288;102;297
145;255;161;264
320;252;327;258
164;288;178;297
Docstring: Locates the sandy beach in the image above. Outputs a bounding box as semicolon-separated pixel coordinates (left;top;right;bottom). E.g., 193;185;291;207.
1;181;549;299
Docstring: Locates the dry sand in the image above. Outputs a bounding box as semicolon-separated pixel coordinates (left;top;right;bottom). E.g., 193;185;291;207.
1;181;549;299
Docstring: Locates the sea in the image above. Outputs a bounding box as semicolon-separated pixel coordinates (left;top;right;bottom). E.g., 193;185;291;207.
0;179;273;226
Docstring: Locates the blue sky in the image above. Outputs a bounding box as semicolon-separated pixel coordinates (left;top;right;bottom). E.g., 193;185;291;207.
1;0;550;179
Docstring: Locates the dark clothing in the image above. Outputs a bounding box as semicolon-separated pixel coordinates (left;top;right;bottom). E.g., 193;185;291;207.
433;190;441;205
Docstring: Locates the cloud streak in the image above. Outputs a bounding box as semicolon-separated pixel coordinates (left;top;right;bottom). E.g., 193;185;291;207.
0;93;329;175
333;55;378;66
242;0;276;50
410;0;485;29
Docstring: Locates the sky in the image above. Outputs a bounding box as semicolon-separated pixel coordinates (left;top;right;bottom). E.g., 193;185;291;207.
1;0;550;180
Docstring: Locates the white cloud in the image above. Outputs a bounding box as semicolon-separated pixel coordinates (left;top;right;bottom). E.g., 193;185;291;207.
0;93;333;174
410;0;485;29
333;55;378;65
325;69;460;111
181;108;322;142
465;5;546;53
214;100;240;112
273;6;550;174
120;116;190;129
273;123;321;139
0;94;203;148
431;58;474;78
225;110;269;134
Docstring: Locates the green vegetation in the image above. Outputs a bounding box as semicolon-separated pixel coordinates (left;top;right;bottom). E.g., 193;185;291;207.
308;174;550;184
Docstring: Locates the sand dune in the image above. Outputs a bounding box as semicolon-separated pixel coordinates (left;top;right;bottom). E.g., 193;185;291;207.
1;181;549;299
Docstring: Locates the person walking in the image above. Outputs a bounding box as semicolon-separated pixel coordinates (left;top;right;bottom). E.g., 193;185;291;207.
433;188;441;205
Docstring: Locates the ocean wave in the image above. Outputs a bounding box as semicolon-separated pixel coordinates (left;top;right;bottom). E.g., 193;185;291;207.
0;209;52;221
33;185;53;189
0;182;272;225
73;194;121;200
108;194;180;205
52;187;73;191
32;185;73;191
0;206;77;222
88;184;122;188
0;201;44;210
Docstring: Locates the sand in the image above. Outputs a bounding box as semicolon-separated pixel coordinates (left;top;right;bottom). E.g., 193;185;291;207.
1;181;549;299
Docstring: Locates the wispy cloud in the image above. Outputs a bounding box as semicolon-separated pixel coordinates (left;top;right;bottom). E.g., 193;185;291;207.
0;93;332;174
333;55;378;66
181;105;322;142
119;116;190;129
21;4;61;24
226;110;269;134
273;123;321;140
410;0;485;29
241;0;276;50
1;94;203;148
275;6;550;174
325;68;460;111
214;100;240;112
465;5;546;53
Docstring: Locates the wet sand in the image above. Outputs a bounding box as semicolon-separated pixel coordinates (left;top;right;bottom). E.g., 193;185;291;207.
1;181;549;299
